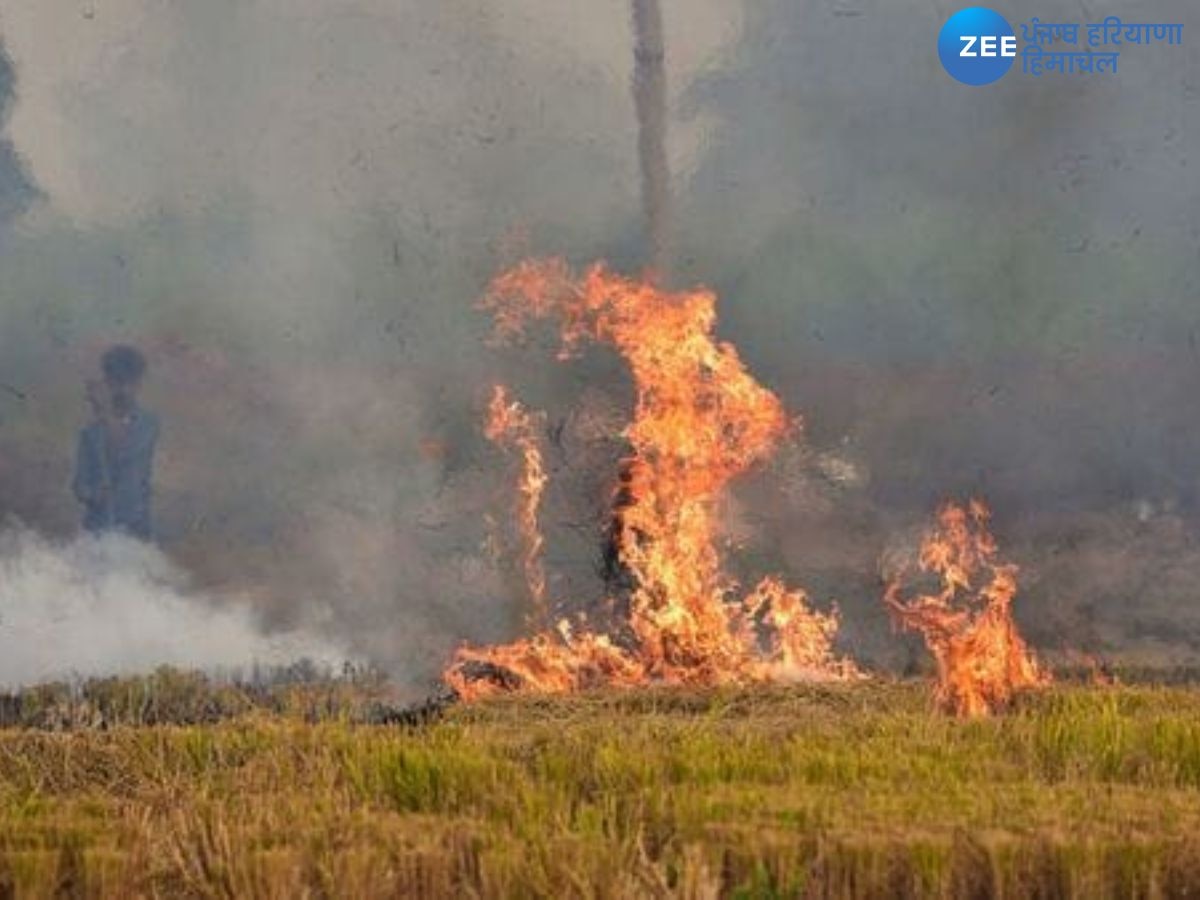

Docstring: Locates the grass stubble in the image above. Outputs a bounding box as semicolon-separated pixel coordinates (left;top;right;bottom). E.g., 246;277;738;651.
0;678;1198;898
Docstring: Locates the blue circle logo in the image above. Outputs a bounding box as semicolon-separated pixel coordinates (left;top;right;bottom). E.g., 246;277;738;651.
938;7;1016;85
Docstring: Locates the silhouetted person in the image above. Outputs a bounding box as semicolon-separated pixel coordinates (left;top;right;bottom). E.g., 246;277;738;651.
73;345;159;540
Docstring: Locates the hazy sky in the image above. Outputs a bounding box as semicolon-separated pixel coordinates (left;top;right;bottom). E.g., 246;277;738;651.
1;0;738;227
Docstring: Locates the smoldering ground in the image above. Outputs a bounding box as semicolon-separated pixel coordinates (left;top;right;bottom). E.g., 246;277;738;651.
0;1;1199;686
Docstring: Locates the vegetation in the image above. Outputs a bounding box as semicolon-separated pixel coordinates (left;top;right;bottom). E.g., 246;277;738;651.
0;679;1199;897
0;665;399;731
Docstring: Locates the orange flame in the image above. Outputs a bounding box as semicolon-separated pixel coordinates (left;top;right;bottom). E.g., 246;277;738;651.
484;384;549;624
445;260;859;700
884;499;1049;717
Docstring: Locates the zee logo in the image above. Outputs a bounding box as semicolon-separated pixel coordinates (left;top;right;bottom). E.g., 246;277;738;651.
939;7;1017;85
959;35;1017;58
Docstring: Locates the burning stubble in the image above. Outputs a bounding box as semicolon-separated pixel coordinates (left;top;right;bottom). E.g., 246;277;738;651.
0;1;1196;696
448;264;1052;718
884;499;1050;717
445;259;859;700
483;384;549;626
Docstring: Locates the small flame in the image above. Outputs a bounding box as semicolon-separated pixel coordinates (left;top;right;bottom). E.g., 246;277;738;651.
445;260;859;700
884;499;1049;717
484;384;549;624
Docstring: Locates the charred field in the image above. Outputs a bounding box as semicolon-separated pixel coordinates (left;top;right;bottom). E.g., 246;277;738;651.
1;676;1200;898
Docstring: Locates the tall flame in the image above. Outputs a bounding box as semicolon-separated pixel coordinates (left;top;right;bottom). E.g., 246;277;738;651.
884;499;1049;717
484;384;549;624
446;260;858;700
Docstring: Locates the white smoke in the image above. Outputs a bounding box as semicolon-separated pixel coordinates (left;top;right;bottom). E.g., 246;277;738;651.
0;526;350;687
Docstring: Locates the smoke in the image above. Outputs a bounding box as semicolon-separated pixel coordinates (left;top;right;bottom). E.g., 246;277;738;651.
666;0;1200;669
0;0;1197;684
0;1;741;686
0;526;348;687
0;34;36;231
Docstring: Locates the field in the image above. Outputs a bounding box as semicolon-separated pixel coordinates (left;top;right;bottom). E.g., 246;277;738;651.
1;677;1200;898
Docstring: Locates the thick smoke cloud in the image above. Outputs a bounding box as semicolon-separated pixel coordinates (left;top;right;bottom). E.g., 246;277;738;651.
0;1;1197;682
0;1;737;685
677;0;1200;666
0;529;347;687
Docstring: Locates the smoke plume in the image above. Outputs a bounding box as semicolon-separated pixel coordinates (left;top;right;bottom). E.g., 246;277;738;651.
0;1;1198;684
0;527;347;687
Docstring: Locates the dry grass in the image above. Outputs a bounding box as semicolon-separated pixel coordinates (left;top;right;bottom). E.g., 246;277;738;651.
0;681;1199;897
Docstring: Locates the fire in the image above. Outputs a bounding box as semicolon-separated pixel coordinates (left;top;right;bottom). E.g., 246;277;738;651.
484;384;549;624
884;499;1049;717
445;260;859;700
